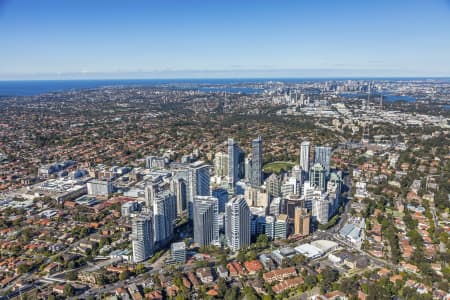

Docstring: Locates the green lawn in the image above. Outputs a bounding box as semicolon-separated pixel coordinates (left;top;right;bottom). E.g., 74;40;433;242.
263;161;295;174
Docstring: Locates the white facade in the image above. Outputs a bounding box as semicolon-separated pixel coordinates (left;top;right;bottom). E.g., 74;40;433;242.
300;141;311;180
214;152;228;177
153;191;177;244
87;180;113;196
225;196;251;251
314;146;332;176
312;191;329;224
193;196;219;246
188;161;211;219
121;201;139;217
132;214;154;263
145;156;166;169
269;197;281;216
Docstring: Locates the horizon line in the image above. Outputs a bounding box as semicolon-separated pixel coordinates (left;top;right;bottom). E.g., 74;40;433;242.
1;76;450;82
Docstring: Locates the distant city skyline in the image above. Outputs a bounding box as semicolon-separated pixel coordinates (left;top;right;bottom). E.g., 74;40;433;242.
1;0;450;79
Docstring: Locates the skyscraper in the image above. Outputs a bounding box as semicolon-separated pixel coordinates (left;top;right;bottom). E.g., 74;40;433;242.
294;207;310;236
225;196;251;251
171;174;187;216
188;161;211;219
193;196;219;246
314;146;332;176
214;151;228;177
274;214;288;239
245;157;253;182
250;136;263;187
238;148;246;180
265;215;275;239
266;173;281;198
300;141;311;180
153;191;177;244
312;192;329;224
227;138;239;190
132;214;154;263
212;187;229;213
310;163;326;191
144;180;159;208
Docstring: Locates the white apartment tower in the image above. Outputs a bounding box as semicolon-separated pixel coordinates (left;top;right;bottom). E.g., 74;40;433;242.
225;196;251;251
193;196;219;246
153;191;177;244
132;214;154;263
188;161;211;219
300;141;311;180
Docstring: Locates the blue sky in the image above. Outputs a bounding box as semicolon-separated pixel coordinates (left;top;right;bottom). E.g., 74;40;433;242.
1;0;450;79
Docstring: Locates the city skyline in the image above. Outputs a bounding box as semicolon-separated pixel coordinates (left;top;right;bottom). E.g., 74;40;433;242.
0;78;448;298
1;0;450;79
0;1;449;298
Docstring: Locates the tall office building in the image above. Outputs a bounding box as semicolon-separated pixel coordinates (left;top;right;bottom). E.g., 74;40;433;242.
250;136;263;187
212;187;229;213
265;216;275;239
266;173;281;198
193;196;219;246
132;214;154;263
171;175;187;216
274;214;288;239
244;186;269;209
312;192;330;224
227;138;239;190
188;161;211;219
310;163;326;191
250;208;266;237
300;141;311;180
153;191;177;244
285;195;303;221
214;152;228;177
314;146;332;176
144;179;159;208
269;197;282;216
302;181;315;211
245;157;253;182
238;149;246;180
294;207;310;236
327;172;342;216
225;196;251;251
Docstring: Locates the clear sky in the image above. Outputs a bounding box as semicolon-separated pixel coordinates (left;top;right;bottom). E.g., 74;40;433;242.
1;0;450;79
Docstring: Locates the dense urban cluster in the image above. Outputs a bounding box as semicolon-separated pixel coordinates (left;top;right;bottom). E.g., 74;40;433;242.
0;79;449;300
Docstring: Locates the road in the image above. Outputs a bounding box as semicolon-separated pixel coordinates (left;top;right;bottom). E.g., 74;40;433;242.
0;284;34;300
328;171;352;235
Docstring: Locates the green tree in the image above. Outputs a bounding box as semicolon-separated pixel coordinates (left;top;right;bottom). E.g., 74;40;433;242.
217;278;227;298
17;264;31;274
135;263;146;274
320;267;339;293
242;286;259;300
340;276;359;296
224;286;240;300
63;284;75;297
237;250;246;263
119;270;131;281
65;271;78;281
304;275;318;289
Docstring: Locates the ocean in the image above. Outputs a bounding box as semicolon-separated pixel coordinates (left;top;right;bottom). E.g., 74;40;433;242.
0;78;282;96
0;78;449;97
